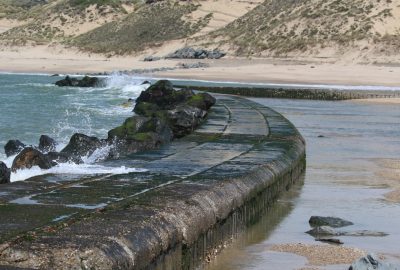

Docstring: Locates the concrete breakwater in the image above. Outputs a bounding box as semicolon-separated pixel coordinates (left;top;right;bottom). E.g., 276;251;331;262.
0;96;305;269
174;84;400;100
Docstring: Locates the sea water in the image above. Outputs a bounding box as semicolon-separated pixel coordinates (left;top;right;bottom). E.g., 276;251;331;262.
0;73;149;182
205;98;400;270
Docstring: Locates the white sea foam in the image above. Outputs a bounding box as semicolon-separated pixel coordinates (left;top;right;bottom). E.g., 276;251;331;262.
10;163;146;182
105;73;150;99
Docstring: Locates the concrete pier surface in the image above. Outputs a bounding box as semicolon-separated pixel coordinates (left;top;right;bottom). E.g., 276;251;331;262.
0;95;305;269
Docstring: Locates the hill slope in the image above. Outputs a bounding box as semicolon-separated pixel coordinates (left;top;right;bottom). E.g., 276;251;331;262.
202;0;400;60
0;0;399;63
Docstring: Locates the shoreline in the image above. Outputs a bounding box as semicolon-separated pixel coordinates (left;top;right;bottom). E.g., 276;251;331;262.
0;46;400;88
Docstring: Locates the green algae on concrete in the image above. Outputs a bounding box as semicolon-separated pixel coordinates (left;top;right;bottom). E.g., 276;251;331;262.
0;95;305;270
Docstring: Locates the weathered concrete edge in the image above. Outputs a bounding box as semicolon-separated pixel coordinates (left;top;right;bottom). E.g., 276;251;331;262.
175;84;400;100
0;100;306;270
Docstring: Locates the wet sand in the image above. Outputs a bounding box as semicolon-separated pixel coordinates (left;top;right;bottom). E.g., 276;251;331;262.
270;244;365;266
350;98;400;104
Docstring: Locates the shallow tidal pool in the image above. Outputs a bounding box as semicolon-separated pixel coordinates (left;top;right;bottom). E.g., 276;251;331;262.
205;97;400;270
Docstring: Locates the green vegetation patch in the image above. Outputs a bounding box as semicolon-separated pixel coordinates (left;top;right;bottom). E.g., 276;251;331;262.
73;1;201;54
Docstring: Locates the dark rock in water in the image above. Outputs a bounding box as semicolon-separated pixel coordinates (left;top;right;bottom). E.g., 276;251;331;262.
349;254;399;270
167;105;207;138
11;147;55;172
60;133;104;159
166;47;226;59
307;226;388;237
309;216;353;228
317;135;325;138
315;238;343;245
55;75;101;87
136;80;194;109
39;135;57;153
46;152;83;165
0;162;11;184
306;226;339;237
186;93;216;111
4;140;26;157
51;74;60;77
141;80;151;85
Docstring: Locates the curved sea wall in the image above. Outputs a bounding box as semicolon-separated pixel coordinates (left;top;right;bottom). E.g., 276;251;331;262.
0;95;305;269
174;84;400;100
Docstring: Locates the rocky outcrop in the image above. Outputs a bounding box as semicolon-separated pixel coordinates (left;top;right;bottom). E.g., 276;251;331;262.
0;162;11;184
309;216;354;228
55;76;101;87
38;135;57;153
349;254;399;270
109;80;216;155
166;47;226;59
4;140;26;157
11;147;55;172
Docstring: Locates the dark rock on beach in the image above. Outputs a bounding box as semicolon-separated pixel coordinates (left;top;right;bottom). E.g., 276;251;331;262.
349;254;399;270
11;147;55;172
39;135;57;153
166;47;226;59
61;133;104;159
309;216;354;228
143;56;161;62
0;162;11;184
4;140;26;157
55;75;101;87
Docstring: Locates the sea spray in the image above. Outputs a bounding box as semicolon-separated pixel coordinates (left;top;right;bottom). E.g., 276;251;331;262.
0;73;152;182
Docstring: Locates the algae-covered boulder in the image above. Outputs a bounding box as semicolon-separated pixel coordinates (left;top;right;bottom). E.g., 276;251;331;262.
136;80;194;109
133;102;161;116
0;162;11;184
11;147;55;172
186;93;216;111
108;115;173;144
4;140;26;157
61;133;104;159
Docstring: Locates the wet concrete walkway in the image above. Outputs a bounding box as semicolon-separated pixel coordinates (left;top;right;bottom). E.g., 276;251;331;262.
0;95;305;269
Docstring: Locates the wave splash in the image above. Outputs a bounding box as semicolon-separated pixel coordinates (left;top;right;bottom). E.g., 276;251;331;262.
1;73;152;182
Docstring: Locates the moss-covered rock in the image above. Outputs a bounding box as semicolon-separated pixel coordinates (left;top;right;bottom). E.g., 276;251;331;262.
108;115;173;143
133;102;161;117
186;93;216;111
135;80;194;110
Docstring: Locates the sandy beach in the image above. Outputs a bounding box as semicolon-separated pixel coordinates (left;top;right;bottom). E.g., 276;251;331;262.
1;45;400;88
